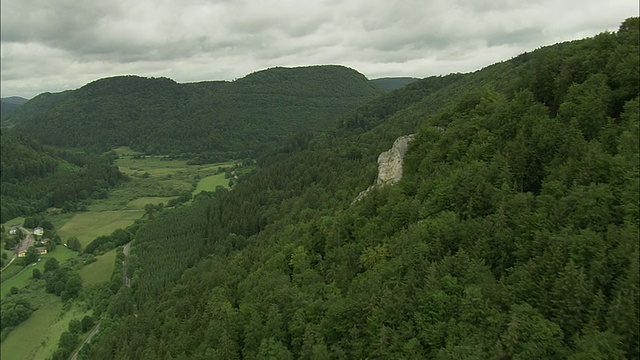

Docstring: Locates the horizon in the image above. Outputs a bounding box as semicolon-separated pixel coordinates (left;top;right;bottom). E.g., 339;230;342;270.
2;0;636;99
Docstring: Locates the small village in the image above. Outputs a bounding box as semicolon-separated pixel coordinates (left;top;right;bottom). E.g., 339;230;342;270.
8;226;49;259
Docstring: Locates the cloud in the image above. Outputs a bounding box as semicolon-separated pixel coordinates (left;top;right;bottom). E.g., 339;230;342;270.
1;0;637;98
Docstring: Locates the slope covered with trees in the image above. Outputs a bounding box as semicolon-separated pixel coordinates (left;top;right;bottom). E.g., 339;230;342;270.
0;131;124;222
81;19;637;359
4;66;382;160
0;97;28;121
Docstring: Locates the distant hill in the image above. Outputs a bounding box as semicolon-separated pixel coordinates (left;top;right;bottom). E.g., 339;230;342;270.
4;66;382;159
371;77;420;92
1;96;29;121
1;96;28;105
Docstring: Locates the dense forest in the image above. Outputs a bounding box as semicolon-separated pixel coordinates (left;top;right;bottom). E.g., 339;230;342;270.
75;18;639;359
4;66;382;160
0;131;124;222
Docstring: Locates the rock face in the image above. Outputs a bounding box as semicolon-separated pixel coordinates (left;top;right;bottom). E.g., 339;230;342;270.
353;134;415;203
376;134;415;185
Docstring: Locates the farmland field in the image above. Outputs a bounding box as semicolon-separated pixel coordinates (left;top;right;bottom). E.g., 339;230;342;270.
2;216;26;229
193;173;230;195
57;211;143;248
1;296;88;360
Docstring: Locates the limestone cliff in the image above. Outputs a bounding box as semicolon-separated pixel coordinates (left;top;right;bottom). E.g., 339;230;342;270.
353;134;415;203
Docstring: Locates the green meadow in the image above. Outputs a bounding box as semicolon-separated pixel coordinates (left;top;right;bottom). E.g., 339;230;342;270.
57;211;143;248
2;216;26;229
1;296;88;360
78;249;117;286
193;173;230;195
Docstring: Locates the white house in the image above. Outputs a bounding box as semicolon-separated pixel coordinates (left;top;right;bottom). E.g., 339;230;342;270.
33;227;44;236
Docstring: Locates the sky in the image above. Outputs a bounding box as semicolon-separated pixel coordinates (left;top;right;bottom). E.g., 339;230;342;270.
1;0;638;99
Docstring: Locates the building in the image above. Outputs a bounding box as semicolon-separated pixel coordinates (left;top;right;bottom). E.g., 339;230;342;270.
17;247;47;257
33;227;44;236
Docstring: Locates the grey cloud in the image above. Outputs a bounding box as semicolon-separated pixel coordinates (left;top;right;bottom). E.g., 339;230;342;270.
1;0;637;98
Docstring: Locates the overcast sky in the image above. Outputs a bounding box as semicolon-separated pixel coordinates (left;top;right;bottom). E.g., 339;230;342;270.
1;0;637;99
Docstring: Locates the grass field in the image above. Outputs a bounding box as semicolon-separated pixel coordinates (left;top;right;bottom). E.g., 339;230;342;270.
2;216;26;229
1;246;77;298
57;211;143;248
193;173;230;195
1;293;62;360
78;249;117;286
1;295;89;360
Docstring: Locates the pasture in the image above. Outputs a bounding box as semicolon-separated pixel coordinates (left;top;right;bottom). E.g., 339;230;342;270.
2;216;25;229
57;210;143;248
78;249;117;286
193;173;230;195
1;296;88;360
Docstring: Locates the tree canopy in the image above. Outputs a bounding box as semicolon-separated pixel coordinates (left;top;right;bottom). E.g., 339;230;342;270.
5;66;382;159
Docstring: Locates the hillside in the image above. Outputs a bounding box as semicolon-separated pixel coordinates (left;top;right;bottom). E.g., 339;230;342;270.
4;66;382;159
71;18;640;359
0;97;28;121
0;131;124;222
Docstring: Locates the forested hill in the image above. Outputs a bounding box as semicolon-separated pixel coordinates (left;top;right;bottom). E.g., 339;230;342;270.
0;131;123;222
0;96;28;121
86;19;639;359
4;65;382;158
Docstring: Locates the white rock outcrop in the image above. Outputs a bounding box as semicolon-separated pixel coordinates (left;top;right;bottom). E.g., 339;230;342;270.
353;134;415;203
376;134;415;185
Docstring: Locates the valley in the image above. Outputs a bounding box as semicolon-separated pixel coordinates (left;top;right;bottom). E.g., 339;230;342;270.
0;149;239;359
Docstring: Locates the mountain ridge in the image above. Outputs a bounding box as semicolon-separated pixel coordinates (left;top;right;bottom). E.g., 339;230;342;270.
4;65;383;159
